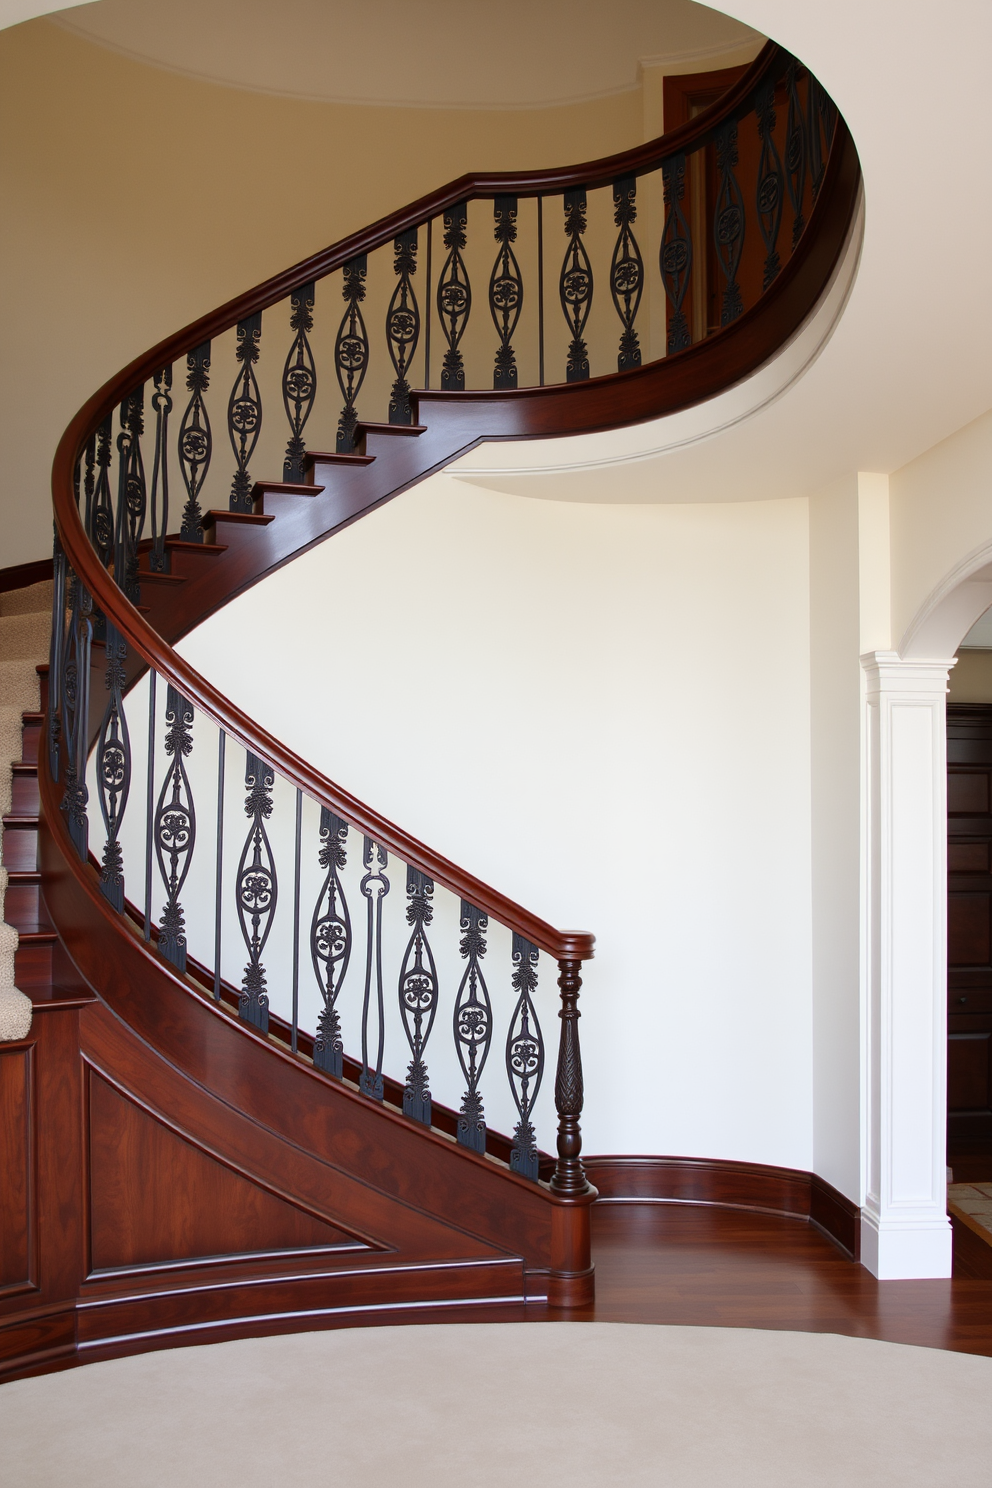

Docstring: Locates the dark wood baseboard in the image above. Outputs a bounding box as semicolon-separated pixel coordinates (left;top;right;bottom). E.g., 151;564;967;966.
0;556;53;594
584;1155;861;1260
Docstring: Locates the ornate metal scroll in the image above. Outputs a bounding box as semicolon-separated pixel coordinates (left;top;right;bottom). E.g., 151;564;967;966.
660;154;693;353
755;80;784;289
398;867;438;1125
454;901;492;1152
560;188;593;381
807;73;825;204
335;255;369;452
237;751;276;1031
154;685;195;972
714;122;745;326
60;573;92;861
96;622;130;912
437;202;471;391
282;282;316;480
81;434;96;539
178;341;212;541
490;196;522;389
90;415;115;572
311;807;351;1077
228;314;263;513
359;837;390;1099
785;59;808;248
115;388;146;603
506;935;545;1181
148;366;173;571
610;176;643;371
48;531;67;782
387;229;420;424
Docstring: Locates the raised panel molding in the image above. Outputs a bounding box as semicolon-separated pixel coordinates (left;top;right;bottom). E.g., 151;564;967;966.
0;1044;36;1298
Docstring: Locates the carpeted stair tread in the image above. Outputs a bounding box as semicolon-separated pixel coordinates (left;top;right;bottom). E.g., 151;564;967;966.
0;580;52;616
0;609;50;661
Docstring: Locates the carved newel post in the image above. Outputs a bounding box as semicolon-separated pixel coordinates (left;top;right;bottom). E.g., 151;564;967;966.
548;956;596;1308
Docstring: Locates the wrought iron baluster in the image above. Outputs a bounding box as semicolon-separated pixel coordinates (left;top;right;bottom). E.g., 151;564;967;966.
154;685;195;972
228;314;263;513
713;122;745;325
560;188;593;381
387;229;420;424
282;283;316;481
90;415;114;571
213;729;225;1003
755;80;784;289
660;153;693;352
398;866;438;1125
359;837;389;1099
424;220;432;390
48;530;67;782
148;366;173;571
60;573;91;861
808;72;828;204
82;434;96;540
96;622;131;912
144;669;156;942
115;387;146;603
437;202;471;391
291;789;302;1053
178;342;212;541
506;935;545;1181
538;196;545;387
335;255;369;452
490;196;522;390
454;901;492;1153
311;807;351;1077
237;750;276;1031
610;175;643;371
785;59;808;248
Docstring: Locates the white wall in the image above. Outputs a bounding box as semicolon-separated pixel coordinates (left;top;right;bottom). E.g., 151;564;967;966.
178;476;814;1168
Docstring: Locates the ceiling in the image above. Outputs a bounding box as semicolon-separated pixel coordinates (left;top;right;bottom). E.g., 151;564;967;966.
47;0;762;108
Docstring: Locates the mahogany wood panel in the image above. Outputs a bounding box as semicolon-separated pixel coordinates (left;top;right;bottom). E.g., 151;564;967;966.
947;704;992;1156
0;557;53;593
948;1206;992;1281
0;1045;34;1295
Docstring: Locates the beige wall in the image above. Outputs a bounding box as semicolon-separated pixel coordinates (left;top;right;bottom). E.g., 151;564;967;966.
949;650;992;703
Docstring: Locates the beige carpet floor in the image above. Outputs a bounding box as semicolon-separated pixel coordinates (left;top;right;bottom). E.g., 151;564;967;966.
2;1322;991;1486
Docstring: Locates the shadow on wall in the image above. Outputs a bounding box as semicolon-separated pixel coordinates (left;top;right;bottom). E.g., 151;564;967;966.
952;610;992;702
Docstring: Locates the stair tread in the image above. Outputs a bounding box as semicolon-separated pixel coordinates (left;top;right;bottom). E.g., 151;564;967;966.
250;481;325;498
12;924;56;942
205;510;275;526
138;572;186;585
304;450;376;468
356;422;427;437
165;539;229;554
11;761;37;773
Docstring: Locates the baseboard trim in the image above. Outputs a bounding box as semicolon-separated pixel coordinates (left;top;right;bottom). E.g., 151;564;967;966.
0;556;53;594
584;1155;861;1260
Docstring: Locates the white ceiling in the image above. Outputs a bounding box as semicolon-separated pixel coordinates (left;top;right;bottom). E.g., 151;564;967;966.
47;0;762;108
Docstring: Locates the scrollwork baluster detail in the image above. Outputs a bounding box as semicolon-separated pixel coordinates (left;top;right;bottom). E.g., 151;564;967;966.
115;387;146;603
506;935;545;1181
714;122;745;326
282;282;316;481
387;230;420;425
96;622;130;912
785;58;808;248
335;255;369;452
154;685;196;972
228;314;263;513
48;529;67;782
148;366;173;572
660;153;693;352
490;196;522;390
610;176;643;371
454;901;492;1153
178;342;212;541
398;867;438;1125
560;188;593;381
311;807;351;1077
90;415;114;572
437;202;471;391
60;572;91;861
237;751;276;1031
359;837;389;1100
755;80;784;289
81;434;96;540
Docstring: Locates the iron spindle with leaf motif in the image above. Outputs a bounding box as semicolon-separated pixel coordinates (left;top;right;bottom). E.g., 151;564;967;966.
48;532;67;782
359;838;390;1100
660;153;693;352
454;901;492;1153
96;622;131;912
560;188;593;381
228;314;263;513
81;434;96;540
148;366;173;572
90;416;114;573
610;176;643;371
178;342;212;541
154;685;196;972
506;935;545;1181
398;866;439;1125
437;203;471;391
387;229;420;424
237;751;277;1031
335;256;369;452
311;807;352;1077
281;283;316;481
755;80;784;289
714;121;745;325
785;59;808;248
490;196;523;390
115;388;146;604
60;573;92;861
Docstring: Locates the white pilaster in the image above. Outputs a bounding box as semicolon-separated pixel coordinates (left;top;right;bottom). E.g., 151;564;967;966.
861;652;954;1278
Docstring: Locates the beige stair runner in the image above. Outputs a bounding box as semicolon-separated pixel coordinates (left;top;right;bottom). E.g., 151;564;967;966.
0;580;52;1040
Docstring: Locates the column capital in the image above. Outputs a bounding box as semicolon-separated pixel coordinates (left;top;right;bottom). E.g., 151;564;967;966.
860;650;956;693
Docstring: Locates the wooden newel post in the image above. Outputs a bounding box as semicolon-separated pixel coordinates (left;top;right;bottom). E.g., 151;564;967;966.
548;956;596;1308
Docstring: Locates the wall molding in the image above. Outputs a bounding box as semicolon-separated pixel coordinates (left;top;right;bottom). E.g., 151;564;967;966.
0;556;52;595
584;1155;861;1260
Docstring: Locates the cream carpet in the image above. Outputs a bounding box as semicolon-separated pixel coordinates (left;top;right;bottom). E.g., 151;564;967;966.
2;1322;991;1486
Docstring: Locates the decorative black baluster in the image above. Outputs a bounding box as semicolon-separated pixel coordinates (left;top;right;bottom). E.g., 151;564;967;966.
48;530;67;782
148;366;173;572
359;837;389;1099
96;622;130;912
213;729;225;1003
437;202;471;391
490;196;522;389
398;867;438;1125
550;957;590;1194
755;80;784;289
454;901;492;1153
387;230;420;424
154;685;195;972
807;72;825;205
236;751;276;1031
228;314;262;513
335;256;369;452
82;434;96;538
311;807;351;1077
291;788;302;1053
178;342;212;542
60;573;92;861
785;59;808;248
144;670;156;942
713;122;745;325
90;415;114;571
506;935;545;1181
560;188;593;381
282;283;316;481
538;196;545;386
115;387;146;603
610;176;643;371
660;154;693;351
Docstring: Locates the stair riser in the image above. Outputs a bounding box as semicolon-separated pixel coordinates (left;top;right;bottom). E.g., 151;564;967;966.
19;718;41;765
1;823;37;872
10;772;39;815
4;879;40;925
14;937;53;988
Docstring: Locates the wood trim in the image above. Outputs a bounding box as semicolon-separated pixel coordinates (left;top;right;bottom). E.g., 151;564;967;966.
0;558;53;595
948;1201;992;1279
584;1155;861;1259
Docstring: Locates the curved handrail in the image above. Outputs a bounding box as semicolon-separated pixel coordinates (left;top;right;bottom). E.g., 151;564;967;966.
49;40;860;963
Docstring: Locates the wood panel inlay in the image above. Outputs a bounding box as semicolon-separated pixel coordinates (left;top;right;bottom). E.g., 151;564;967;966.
86;1072;357;1273
0;1045;34;1295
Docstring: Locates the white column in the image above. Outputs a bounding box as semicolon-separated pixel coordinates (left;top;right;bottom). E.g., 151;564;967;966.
861;652;954;1278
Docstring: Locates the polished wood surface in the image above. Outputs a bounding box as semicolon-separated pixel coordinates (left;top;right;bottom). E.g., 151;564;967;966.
0;557;53;594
